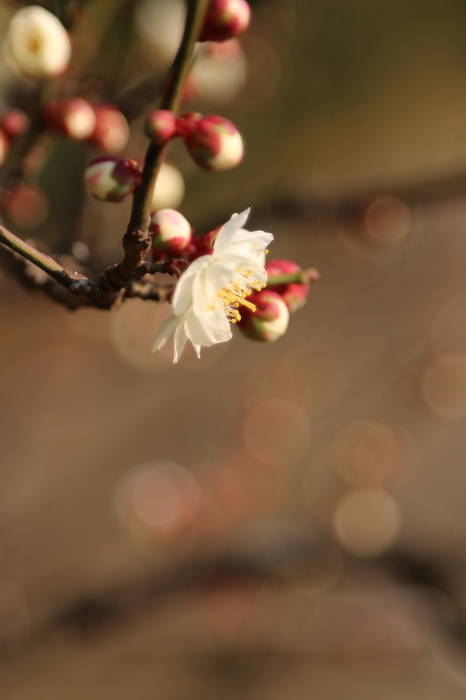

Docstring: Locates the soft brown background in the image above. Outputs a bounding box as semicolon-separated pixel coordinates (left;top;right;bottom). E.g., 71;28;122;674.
3;0;466;697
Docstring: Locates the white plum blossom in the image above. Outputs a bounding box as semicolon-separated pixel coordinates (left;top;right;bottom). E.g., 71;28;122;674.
152;209;273;362
5;5;71;80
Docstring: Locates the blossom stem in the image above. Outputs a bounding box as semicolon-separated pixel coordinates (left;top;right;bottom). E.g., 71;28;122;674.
267;268;320;286
126;0;209;236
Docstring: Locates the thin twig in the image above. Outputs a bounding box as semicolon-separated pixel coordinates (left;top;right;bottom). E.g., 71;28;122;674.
267;268;321;286
126;0;209;237
0;226;81;286
0;0;208;309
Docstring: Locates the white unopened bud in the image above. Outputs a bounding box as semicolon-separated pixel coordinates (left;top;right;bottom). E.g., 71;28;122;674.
5;6;71;80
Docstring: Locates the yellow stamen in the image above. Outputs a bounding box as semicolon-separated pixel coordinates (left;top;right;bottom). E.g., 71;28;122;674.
217;267;263;323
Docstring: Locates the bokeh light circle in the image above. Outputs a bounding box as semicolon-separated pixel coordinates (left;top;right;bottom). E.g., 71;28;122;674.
332;420;418;487
243;399;310;467
333;487;402;557
422;353;466;420
115;460;203;544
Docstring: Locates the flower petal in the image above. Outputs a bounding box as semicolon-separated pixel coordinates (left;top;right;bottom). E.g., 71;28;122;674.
214;208;250;252
173;322;188;363
172;255;210;316
185;305;231;347
202;259;237;299
151;313;180;352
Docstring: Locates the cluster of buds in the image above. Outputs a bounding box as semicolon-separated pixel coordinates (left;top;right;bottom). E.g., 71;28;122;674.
83;1;248;203
0;109;29;167
147;203;317;345
266;259;320;313
46;100;129;153
237;260;320;342
86;111;243;202
144;111;244;172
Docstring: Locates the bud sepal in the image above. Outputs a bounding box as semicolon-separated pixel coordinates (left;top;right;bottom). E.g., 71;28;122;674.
266;259;320;313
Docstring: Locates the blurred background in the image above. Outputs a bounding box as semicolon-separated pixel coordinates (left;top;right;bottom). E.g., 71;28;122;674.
3;0;466;697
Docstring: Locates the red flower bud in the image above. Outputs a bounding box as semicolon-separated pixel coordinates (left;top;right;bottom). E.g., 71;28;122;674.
88;104;129;154
200;0;251;42
144;110;177;144
179;114;243;171
84;156;141;202
266;259;309;313
150;209;192;255
45;98;96;140
237;289;289;342
0;109;29;140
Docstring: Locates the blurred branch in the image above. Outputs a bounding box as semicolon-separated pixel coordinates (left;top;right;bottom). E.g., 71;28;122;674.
0;225;181;309
12;538;466;653
0;0;208;310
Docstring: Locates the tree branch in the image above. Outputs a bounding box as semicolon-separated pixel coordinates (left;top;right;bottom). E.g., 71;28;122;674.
0;226;82;286
0;0;208;310
126;0;209;239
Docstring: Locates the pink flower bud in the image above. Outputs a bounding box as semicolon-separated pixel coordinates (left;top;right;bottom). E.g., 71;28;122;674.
84;157;141;202
88;104;129;154
237;290;289;342
45;98;96;140
144;110;177;144
0;109;29;140
265;259;309;313
179;114;243;171
150;209;192;255
0;130;10;167
200;0;251;42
